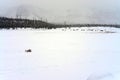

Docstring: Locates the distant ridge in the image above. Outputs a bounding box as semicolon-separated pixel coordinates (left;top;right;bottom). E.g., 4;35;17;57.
0;17;55;29
0;17;120;29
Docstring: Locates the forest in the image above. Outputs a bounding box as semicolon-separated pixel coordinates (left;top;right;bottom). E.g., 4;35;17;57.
0;17;55;29
0;17;120;29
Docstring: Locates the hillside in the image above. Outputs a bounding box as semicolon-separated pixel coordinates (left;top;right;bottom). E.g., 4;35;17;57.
0;17;55;29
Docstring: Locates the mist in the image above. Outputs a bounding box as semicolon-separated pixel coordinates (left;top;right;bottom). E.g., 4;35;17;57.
0;0;120;23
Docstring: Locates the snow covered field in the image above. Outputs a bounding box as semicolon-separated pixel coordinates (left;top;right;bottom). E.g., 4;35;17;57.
0;28;120;80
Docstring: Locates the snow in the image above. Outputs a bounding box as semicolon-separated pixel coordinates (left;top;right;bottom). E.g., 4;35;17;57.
0;28;120;80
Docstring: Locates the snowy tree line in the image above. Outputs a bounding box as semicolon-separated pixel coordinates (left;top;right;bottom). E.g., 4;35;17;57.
0;17;120;29
0;17;55;29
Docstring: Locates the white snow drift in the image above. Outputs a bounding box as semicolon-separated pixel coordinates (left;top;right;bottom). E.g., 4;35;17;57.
0;28;120;80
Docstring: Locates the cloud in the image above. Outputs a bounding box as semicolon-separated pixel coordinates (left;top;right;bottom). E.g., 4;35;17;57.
0;0;120;23
0;0;120;10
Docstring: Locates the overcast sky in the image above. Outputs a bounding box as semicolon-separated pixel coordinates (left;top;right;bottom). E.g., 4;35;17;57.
0;0;120;10
0;0;120;23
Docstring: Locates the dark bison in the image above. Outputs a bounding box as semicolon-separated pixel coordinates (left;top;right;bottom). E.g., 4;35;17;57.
25;49;32;52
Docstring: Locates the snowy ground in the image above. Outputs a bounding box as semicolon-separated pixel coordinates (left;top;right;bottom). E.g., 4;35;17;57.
0;27;120;80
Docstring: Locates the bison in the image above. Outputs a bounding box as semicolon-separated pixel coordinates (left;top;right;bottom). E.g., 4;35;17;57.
25;49;32;53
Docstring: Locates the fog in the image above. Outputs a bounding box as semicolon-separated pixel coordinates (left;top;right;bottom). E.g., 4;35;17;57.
0;0;120;23
0;0;119;9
